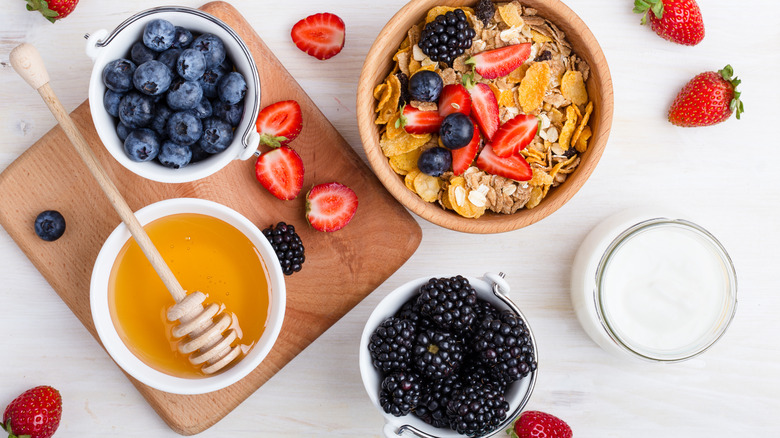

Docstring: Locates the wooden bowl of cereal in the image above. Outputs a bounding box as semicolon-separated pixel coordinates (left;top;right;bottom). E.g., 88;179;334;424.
357;0;613;233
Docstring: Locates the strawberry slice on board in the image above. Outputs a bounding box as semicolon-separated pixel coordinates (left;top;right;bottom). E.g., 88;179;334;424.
306;182;358;232
489;114;539;158
291;12;346;60
451;119;481;176
438;83;472;118
476;144;532;182
255;147;305;200
468;83;500;141
466;43;532;79
255;100;303;148
400;104;444;134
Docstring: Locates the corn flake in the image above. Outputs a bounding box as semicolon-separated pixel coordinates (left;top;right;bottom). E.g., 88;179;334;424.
381;129;431;157
414;172;441;202
561;70;588;106
531;29;552;43
517;62;551;114
572;101;593;146
447;177;486;218
405;169;421;192
498;3;524;28
389;147;422;175
558;105;578;151
575;125;592;153
525;186;544;209
529;167;554;187
507;64;530;84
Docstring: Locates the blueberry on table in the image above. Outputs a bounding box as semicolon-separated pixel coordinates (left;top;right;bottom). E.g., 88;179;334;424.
157;47;182;71
102;59;136;92
217;71;247;105
124;128;160;162
409;70;443;102
167;79;203;110
130;41;156;65
199;117;233;153
150;104;173;137
212;100;243;126
143;19;176;52
171;26;193;49
133;60;172;96
34;210;66;242
166;111;203;146
158;141;193;169
177;48;207;81
194;96;212;119
117;92;155;129
103;89;124;117
440;113;474;149
192;34;226;69
198;66;227;98
418;147;452;176
116;122;132;141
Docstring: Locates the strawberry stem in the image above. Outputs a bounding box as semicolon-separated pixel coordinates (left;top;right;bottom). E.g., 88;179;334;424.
25;0;59;23
395;105;408;128
719;64;744;120
633;0;663;25
258;133;288;149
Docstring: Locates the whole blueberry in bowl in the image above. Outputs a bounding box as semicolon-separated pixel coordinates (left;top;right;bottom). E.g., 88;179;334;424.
124;128;161;162
440;113;473;150
408;70;443;102
158;141;193;169
157;47;182;71
199;117;233;154
167;79;203;110
102;59;136;92
177;48;207;81
217;71;246;105
133;60;173;96
143;19;176;52
167;111;203;146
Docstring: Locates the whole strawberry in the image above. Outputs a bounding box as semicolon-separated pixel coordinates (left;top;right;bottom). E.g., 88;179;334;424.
669;65;744;127
2;386;62;438
633;0;704;46
25;0;78;23
510;410;572;438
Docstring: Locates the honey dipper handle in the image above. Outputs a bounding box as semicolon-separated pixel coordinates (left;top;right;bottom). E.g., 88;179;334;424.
10;43;187;303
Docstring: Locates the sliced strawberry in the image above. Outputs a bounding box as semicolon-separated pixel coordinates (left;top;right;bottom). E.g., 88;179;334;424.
255;147;305;200
306;182;358;232
466;43;532;79
438;84;472;118
452;120;480;175
255;100;303;148
476;144;532;181
489;114;539;157
401;104;444;134
468;83;500;141
291;12;345;60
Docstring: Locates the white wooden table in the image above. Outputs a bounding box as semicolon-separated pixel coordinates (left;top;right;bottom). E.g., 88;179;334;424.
1;1;778;436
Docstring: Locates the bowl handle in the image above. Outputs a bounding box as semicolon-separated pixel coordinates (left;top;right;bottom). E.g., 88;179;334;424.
237;130;260;161
84;29;109;62
483;272;511;296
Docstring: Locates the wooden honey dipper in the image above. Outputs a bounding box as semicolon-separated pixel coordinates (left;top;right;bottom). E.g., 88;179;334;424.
10;43;241;375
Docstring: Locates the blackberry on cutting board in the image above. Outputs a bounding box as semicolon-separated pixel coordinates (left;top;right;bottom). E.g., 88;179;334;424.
379;371;424;417
446;383;510;437
412;328;464;380
368;316;416;373
262;222;305;275
414;374;461;428
419;9;476;66
416;275;478;333
472;309;537;383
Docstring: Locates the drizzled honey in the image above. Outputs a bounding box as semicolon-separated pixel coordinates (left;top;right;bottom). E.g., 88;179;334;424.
108;213;270;378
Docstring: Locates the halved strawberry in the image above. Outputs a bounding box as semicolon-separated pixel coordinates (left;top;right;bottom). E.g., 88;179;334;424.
291;13;345;60
468;83;500;140
255;147;305;200
489;114;539;157
255;100;303;148
452;119;480;175
466;43;532;79
476;144;532;181
306;182;358;232
400;104;444;134
438;84;472;118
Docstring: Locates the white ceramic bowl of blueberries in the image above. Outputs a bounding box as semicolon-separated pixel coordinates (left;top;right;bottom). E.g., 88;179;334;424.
86;6;261;183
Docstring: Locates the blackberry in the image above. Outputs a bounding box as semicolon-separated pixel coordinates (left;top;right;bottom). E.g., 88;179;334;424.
415;374;461;428
395;72;411;106
397;296;433;332
416;276;477;333
412;328;464;380
474;0;496;26
368;317;416;373
419;9;476;66
473;310;537;383
262;222;305;275
461;359;512;394
379;371;424;417
446;384;510;437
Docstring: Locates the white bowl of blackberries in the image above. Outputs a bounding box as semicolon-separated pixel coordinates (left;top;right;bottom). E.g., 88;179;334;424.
359;273;538;438
86;6;261;183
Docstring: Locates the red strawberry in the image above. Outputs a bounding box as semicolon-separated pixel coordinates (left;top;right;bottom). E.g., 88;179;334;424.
255;100;303;148
468;83;500;141
451;120;480;175
489;114;538;158
25;0;78;23
511;410;572;438
476;144;532;182
255;147;305;200
634;0;704;46
305;182;358;232
400;105;444;134
466;43;532;79
291;13;345;60
668;65;744;127
438;84;472;118
2;386;62;438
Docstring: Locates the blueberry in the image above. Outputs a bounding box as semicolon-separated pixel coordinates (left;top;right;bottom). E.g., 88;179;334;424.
217;71;246;105
143;19;176;52
167;79;203;110
418;147;452;176
198;66;227;98
199;117;233;153
130;41;156;65
124;128;160;162
409;70;443;102
212;99;243;126
116;122;132;141
194;96;212;119
167;111;203;146
176;48;207;81
117;92;155;128
34;210;66;242
102;59;136;92
158;141;192;169
151;104;173;137
103;89;124;117
157;48;182;71
171;26;194;49
220;56;234;73
440;113;474;149
189;142;212;163
133;60;172;96
192;34;226;69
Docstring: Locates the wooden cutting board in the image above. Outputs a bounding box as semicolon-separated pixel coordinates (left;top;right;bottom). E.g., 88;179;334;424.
0;2;421;435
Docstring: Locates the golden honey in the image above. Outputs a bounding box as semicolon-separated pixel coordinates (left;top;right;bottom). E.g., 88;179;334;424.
108;213;270;378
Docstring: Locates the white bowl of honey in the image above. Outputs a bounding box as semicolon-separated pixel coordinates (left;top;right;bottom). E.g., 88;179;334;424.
90;198;285;394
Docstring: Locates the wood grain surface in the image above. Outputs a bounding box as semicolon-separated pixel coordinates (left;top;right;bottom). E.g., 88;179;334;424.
0;2;421;435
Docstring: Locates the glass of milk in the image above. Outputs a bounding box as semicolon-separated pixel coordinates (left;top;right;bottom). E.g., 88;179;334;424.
571;209;737;362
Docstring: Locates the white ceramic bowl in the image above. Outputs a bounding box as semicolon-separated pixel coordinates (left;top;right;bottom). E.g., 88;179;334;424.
359;273;537;438
86;6;261;183
90;198;285;394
